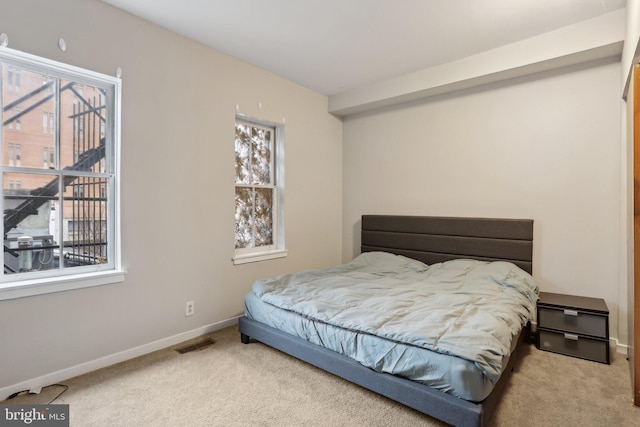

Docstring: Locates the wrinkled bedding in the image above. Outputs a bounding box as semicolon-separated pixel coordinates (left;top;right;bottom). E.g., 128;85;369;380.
245;292;515;401
248;252;539;385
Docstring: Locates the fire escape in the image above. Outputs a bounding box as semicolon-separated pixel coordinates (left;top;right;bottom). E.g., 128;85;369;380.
2;80;107;273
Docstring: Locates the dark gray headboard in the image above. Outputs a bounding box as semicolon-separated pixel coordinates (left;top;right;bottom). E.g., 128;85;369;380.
361;215;533;274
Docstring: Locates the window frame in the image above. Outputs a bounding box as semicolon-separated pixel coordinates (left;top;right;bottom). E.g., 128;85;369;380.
232;114;286;265
0;46;124;300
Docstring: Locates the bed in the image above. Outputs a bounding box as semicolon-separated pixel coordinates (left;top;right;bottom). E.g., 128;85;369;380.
239;215;536;427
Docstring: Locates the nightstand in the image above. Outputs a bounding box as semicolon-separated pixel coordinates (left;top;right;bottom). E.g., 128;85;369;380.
536;291;610;364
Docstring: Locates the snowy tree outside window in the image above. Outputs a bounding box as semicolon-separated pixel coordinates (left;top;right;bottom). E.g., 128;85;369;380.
233;116;286;264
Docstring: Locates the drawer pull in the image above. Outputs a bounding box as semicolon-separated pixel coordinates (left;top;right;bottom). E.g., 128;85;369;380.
564;333;579;341
563;309;579;316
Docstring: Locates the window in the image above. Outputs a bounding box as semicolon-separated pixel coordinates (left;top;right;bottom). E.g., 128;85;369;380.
6;142;21;166
0;47;123;300
7;67;19;92
233;115;286;264
43;146;54;169
42;111;54;134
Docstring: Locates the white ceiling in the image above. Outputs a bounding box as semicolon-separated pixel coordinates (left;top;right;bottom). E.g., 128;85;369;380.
101;0;626;96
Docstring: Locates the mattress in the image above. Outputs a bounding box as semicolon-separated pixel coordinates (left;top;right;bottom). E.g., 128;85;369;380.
244;252;538;402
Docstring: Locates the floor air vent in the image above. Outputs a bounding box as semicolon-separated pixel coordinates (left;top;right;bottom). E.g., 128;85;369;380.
175;338;215;354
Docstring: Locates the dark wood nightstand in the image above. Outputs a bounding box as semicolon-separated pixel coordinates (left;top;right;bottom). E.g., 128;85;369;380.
536;291;610;364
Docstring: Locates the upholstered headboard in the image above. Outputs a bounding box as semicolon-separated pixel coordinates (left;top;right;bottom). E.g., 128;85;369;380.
361;215;534;274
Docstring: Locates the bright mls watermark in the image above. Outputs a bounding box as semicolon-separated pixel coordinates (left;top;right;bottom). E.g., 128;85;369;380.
0;405;68;426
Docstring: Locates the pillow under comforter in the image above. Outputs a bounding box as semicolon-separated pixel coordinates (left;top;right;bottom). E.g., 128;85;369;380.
252;251;539;383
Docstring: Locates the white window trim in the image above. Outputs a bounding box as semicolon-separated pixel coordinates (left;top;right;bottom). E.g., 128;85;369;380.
232;114;286;265
0;46;125;299
0;270;125;300
232;248;288;265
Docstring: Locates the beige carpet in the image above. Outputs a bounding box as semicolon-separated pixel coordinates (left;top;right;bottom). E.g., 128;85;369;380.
4;326;640;426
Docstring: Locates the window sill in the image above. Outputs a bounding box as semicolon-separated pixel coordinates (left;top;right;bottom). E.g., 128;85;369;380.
0;270;127;300
232;249;288;265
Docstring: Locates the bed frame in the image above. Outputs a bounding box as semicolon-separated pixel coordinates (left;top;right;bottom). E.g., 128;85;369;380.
239;215;534;427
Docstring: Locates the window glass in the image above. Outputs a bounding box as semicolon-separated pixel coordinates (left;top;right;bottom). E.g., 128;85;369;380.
233;117;282;260
0;48;120;288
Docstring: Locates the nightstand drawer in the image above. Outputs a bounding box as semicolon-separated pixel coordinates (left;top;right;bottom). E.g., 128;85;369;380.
538;329;609;364
538;306;607;339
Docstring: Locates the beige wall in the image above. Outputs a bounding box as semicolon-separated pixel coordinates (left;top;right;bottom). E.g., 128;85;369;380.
342;59;623;343
0;0;343;390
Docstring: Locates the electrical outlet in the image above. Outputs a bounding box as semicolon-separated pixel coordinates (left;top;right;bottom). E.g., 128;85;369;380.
185;301;195;317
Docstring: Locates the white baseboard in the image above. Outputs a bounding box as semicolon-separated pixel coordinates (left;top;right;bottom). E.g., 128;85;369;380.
0;315;241;401
612;337;629;355
3;316;629;401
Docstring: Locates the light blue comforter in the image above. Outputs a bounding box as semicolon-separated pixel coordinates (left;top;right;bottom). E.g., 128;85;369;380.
251;252;539;383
